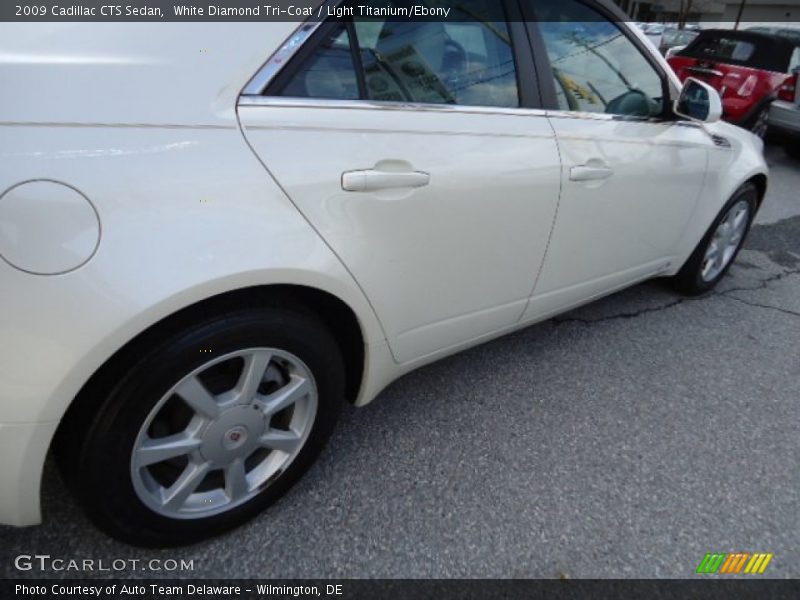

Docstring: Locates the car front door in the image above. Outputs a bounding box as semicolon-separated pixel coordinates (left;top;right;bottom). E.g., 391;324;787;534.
238;0;562;363
520;0;711;322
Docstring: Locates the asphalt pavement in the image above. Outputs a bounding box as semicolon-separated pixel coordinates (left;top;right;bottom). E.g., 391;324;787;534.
2;145;798;580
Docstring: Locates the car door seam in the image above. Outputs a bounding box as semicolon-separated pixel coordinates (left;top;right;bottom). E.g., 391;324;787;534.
233;103;395;358
517;115;564;325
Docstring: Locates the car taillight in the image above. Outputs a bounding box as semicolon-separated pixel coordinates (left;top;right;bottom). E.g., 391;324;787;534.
778;73;797;102
737;75;758;97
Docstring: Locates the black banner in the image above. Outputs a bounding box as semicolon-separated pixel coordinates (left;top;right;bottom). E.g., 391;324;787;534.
3;0;800;22
3;579;800;600
5;1;324;21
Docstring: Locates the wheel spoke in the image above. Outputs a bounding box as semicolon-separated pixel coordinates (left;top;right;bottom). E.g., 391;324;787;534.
717;223;733;246
715;248;727;270
236;350;272;403
135;433;201;468
259;428;303;454
261;375;311;416
731;210;748;242
175;375;220;419
705;239;720;262
161;461;210;510
701;258;713;278
224;458;250;501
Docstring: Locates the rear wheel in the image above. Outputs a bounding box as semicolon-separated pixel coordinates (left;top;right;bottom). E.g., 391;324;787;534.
670;183;758;295
58;306;345;547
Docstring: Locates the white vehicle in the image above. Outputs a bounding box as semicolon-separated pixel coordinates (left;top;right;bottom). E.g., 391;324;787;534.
665;44;687;59
0;0;767;546
644;23;666;49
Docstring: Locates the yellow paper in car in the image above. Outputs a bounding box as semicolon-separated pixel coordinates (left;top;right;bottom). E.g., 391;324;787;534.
364;45;455;104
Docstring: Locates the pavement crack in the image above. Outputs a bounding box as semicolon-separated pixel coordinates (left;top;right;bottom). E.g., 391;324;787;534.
552;297;690;325
551;268;800;327
722;294;800;318
716;268;800;297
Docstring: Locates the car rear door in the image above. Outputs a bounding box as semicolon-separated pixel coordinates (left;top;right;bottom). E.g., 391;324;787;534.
519;0;710;321
238;0;562;363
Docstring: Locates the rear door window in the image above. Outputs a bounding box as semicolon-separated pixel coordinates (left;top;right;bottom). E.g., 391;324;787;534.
270;0;520;108
274;23;360;100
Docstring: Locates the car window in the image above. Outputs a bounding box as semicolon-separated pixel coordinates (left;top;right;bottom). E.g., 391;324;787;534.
778;30;800;45
678;32;795;72
272;23;360;100
530;0;664;117
790;47;800;72
273;0;519;108
691;36;756;62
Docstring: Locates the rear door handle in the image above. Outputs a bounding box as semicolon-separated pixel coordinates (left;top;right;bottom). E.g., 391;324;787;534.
342;169;430;192
570;165;614;182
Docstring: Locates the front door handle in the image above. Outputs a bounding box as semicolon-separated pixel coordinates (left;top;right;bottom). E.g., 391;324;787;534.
570;164;614;182
342;169;430;192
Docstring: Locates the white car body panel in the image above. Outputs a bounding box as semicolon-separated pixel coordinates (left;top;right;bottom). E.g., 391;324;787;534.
0;17;767;527
527;115;708;304
1;23;297;126
239;101;562;363
672;120;768;262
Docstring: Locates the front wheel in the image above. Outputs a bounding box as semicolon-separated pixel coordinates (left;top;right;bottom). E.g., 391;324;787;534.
669;183;758;295
57;306;345;547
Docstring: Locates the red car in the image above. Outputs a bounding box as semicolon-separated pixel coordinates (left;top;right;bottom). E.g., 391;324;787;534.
668;29;799;137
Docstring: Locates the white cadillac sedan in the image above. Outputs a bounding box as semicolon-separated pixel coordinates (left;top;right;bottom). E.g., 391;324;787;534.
0;0;767;546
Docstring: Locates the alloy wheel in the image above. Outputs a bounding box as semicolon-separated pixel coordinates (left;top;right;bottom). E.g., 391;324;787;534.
700;199;750;282
129;348;317;519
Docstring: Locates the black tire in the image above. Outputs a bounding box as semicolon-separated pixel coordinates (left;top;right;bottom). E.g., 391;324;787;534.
747;105;770;138
57;306;345;547
785;140;800;161
670;183;758;296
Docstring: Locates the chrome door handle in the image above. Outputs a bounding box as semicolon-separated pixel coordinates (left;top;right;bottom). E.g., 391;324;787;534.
570;165;614;182
342;170;430;192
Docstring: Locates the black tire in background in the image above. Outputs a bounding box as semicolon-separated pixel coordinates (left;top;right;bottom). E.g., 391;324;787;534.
747;105;771;138
56;306;346;547
785;140;800;161
670;183;758;296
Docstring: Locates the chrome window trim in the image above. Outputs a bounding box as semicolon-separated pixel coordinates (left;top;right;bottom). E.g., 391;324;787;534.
237;95;549;118
544;109;659;123
241;0;342;96
544;108;704;128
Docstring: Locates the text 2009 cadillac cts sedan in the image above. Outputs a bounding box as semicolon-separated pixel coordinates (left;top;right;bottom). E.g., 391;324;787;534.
0;0;768;546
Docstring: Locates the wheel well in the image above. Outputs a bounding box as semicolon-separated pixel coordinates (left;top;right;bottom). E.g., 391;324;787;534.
748;174;768;208
54;285;365;469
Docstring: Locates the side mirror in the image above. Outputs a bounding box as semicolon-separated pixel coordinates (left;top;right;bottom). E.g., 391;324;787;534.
674;78;722;123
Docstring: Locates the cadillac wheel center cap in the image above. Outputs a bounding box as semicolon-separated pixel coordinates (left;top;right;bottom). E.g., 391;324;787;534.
223;425;249;450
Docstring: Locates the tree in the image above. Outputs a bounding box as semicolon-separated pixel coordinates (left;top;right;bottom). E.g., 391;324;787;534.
676;0;724;28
